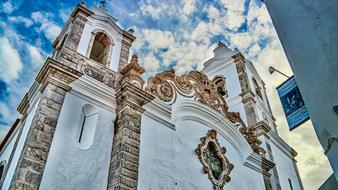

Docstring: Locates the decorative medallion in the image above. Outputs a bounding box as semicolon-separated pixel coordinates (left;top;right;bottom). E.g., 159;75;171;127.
195;129;234;190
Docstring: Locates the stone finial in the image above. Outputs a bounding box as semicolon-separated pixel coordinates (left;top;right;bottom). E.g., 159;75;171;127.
131;54;138;64
128;28;135;34
120;54;145;88
218;41;226;47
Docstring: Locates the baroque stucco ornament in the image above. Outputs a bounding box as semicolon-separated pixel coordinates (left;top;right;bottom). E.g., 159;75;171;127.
145;69;264;154
195;129;234;190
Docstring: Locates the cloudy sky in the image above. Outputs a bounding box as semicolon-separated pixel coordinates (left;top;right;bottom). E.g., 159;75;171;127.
0;0;332;189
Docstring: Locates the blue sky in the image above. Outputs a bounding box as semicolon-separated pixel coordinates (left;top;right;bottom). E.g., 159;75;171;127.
0;0;332;189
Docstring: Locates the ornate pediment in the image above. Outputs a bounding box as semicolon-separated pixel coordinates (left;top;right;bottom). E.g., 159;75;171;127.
145;69;232;118
145;69;264;154
195;130;234;190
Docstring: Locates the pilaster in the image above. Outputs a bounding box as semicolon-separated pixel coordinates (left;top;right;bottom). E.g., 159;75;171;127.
9;59;80;190
118;32;136;72
107;55;153;190
65;15;87;51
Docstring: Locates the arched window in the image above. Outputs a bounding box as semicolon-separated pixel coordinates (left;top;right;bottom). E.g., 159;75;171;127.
213;76;228;98
89;32;112;65
78;104;98;149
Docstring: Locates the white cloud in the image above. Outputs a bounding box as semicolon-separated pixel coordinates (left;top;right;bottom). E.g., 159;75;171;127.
31;11;61;42
182;0;197;16
220;0;246;31
8;16;33;27
27;44;44;66
142;53;160;71
1;1;15;14
139;3;162;20
59;8;72;23
0;37;23;83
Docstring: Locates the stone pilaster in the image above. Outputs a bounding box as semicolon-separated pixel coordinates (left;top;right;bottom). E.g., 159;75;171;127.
10;59;80;190
107;55;152;190
65;15;87;51
118;32;136;72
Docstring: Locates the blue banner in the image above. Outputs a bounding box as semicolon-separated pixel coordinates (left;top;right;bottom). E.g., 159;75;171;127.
276;76;310;131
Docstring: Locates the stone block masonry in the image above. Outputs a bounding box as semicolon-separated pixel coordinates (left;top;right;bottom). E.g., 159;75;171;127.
107;107;142;190
10;83;67;190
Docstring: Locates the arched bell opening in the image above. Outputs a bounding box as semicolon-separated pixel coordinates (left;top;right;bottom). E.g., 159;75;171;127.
88;31;113;66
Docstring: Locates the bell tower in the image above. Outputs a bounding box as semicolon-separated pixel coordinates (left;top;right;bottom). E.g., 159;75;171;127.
52;2;135;73
5;3;137;190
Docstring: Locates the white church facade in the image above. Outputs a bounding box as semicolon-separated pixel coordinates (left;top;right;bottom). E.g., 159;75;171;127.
0;3;303;190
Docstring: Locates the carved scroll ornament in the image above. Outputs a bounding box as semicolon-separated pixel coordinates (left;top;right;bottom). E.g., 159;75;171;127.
195;129;234;190
145;69;264;154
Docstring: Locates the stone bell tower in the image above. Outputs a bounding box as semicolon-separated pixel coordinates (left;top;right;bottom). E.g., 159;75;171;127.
4;3;138;190
52;2;135;73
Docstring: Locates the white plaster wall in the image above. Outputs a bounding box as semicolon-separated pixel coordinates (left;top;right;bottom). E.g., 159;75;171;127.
204;60;249;125
270;140;302;190
138;107;265;189
77;17;122;72
1;102;39;190
40;92;115;190
227;96;248;126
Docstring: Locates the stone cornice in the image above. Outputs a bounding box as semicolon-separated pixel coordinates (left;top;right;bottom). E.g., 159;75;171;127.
17;93;29;116
17;58;81;115
122;30;136;43
143;98;174;130
249;121;271;137
240;90;256;104
70;4;94;19
244;152;274;177
52;4;93;48
250;121;298;159
69;75;117;113
36;57;82;92
90;14;136;43
115;82;154;114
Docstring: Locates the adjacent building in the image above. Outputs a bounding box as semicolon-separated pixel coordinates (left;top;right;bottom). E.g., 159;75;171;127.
263;1;338;188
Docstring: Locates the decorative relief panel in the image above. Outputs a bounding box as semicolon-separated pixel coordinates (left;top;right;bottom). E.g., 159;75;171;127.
195;129;234;190
58;47;119;88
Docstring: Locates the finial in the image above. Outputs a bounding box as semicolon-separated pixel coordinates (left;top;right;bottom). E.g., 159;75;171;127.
120;54;145;89
81;0;86;6
131;54;138;64
128;28;135;34
218;41;225;47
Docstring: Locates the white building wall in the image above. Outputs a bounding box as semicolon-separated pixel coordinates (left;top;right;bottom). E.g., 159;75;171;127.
40;85;115;190
77;17;122;72
204;59;248;125
138;99;266;190
269;139;302;190
1;101;39;190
